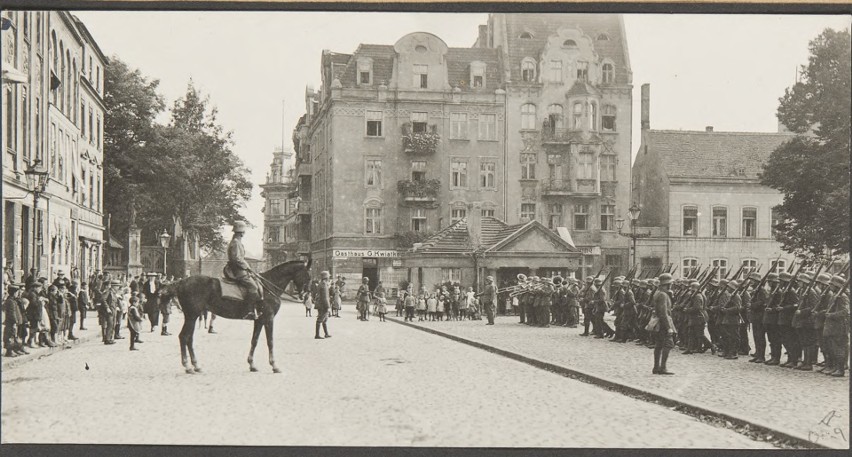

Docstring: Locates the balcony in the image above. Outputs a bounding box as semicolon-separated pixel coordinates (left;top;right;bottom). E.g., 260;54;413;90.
402;123;439;155
575;179;600;196
397;179;440;203
541;179;572;196
540;126;581;144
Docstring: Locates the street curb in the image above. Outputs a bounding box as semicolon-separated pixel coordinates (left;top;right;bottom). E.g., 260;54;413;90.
1;328;101;371
387;316;830;450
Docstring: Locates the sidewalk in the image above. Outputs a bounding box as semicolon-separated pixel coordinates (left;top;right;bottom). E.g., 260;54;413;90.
388;313;849;450
3;314;115;370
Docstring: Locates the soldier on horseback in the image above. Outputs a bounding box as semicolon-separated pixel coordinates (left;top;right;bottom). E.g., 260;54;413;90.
223;221;263;320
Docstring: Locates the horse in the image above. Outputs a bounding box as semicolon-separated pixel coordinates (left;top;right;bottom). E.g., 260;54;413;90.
157;259;311;374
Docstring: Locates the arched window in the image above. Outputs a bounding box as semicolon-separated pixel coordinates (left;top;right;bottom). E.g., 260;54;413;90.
602;63;614;85
520;103;536;130
547;104;564;129
65;50;71;115
519;31;533;39
521;58;536;82
563;39;578;48
572;102;583;130
72;59;77;121
588;101;598;131
59;42;65;112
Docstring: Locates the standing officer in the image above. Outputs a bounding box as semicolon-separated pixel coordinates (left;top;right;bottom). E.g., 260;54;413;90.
813;273;835;372
793;273;820;370
565;278;580;328
775;271;800;368
720;280;742;360
481;276;497;325
651;273;675;375
821;275;848;377
356;277;371;321
314;271;332;339
591;276;610;338
224;221;262;320
579;277;595;336
763;273;782;365
683;280;707;354
747;272;770;363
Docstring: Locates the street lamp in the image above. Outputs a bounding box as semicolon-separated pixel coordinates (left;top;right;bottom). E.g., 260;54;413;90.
159;229;171;277
617;203;651;268
24;160;49;273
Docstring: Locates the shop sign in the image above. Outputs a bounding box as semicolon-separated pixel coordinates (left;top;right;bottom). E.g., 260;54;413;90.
392;260;403;267
333;249;400;258
576;246;601;256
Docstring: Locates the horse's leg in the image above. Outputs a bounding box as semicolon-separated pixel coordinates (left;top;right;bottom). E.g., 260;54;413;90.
179;316;194;374
247;319;263;372
265;319;281;374
187;321;201;373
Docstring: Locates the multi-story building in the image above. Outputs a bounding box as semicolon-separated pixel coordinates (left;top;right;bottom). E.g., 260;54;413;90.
478;13;634;277
631;84;798;278
260;146;298;266
292;32;507;287
2;10;106;282
291;14;633;285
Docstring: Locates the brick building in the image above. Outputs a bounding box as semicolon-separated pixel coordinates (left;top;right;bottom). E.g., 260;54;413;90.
631;84;798;278
2;11;107;282
291;14;633;285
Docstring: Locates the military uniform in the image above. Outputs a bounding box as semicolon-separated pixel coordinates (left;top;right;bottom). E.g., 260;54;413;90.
748;279;770;362
792;275;819;370
102;282;120;344
224;222;262;319
580;278;595;336
822;276;848;377
776;274;800;367
812;273;834;371
684;287;707;354
763;278;783;365
720;282;742;359
651;274;676;375
314;274;332;339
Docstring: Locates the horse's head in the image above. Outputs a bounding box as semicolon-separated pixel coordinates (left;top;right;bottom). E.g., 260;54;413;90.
291;262;311;296
157;281;177;306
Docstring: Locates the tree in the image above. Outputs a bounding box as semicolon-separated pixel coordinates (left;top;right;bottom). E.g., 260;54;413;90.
103;56;165;240
104;64;252;252
760;28;851;258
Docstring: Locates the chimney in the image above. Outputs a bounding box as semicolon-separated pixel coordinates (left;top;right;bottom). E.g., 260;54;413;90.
705;126;714;132
476;24;488;48
467;202;483;249
640;83;650;130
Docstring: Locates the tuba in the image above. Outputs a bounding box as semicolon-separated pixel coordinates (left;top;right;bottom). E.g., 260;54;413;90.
552;275;563;286
517;273;528;282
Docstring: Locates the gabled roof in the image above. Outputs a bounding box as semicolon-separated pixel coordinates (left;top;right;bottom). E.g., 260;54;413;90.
503;14;629;85
645;130;795;181
412;216;580;255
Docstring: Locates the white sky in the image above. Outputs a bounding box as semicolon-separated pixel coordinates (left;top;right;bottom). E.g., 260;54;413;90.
71;11;851;257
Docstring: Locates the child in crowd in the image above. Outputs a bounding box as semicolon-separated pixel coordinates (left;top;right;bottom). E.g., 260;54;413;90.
462;287;475;320
426;292;437;321
303;290;313;317
416;290;427;322
403;289;416;322
127;296;144;351
435;289;445;321
376;295;388;322
78;282;89;330
395;291;404;317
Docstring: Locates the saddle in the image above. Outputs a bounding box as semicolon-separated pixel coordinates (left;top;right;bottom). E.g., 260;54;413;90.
218;277;248;301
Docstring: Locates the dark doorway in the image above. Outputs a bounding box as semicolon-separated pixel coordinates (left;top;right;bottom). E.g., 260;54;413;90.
362;258;379;291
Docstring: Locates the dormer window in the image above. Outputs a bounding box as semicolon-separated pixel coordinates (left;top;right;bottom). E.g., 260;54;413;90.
601;63;614;85
563;39;578;48
597;33;610;41
521;58;536;82
519;31;534;39
413;64;428;89
470;61;486;89
357;58;373;86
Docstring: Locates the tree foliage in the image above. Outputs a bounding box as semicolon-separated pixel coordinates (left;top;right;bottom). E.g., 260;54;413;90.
760;28;851;258
104;59;252;252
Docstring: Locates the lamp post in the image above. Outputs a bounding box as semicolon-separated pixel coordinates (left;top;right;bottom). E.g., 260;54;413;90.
616;203;651;269
159;230;171;277
24;160;49;273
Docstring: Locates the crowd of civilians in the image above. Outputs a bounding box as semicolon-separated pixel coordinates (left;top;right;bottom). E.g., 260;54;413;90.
2;264;179;357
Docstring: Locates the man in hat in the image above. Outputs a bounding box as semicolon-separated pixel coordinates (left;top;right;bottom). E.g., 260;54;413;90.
792;273;819;370
481;276;497;325
747;272;770;363
3;282;27;357
775;271;800;367
565;278;580;328
813;273;835;372
651;273;676;375
142;273;160;332
720;280;742;360
591;276;610;338
52;270;70;290
101;280;121;345
314;271;332;339
683;280;706;354
356;277;371;321
762;273;783;365
24;268;37;288
821;274;848;377
224;221;263;320
579;276;595;336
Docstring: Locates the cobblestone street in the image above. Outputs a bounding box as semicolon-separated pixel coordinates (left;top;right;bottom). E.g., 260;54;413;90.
392;312;850;449
2;303;774;448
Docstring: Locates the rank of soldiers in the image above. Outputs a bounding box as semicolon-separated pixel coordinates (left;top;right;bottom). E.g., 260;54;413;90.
498;259;850;377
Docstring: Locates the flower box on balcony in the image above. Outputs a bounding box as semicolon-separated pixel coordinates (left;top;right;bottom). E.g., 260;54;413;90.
402;123;439;155
397;179;440;201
